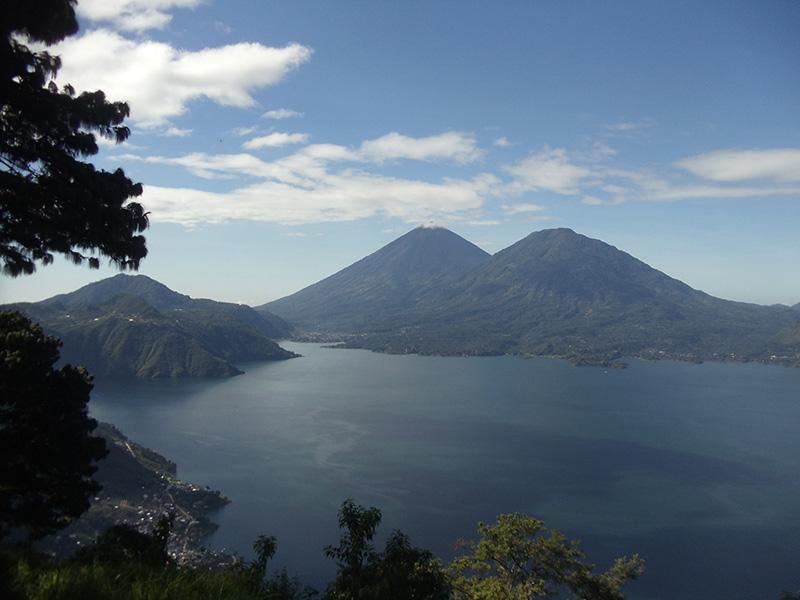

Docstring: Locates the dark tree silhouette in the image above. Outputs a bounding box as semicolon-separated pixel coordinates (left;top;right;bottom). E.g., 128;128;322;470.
324;498;382;598
0;311;107;539
324;499;450;600
1;0;148;276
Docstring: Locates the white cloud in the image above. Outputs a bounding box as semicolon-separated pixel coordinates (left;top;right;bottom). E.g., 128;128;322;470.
136;152;271;180
242;132;310;149
52;30;312;127
360;131;483;164
232;126;258;136
95;136;142;150
77;0;203;32
493;136;512;147
160;126;192;137
504;148;590;195
587;142;616;161
605;119;654;133
116;130;499;226
141;172;492;226
582;167;800;204
501;202;545;214
498;146;800;206
262;108;304;120
642;183;800;202
117;135;800;229
675;148;800;183
214;21;233;35
581;195;625;206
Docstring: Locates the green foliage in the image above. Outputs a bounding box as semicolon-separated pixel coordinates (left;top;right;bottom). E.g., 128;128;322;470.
448;513;644;600
324;499;450;600
4;520;316;600
371;531;450;600
11;559;266;600
0;501;652;600
247;536;317;600
73;514;175;569
260;568;318;600
1;0;148;276
0;311;107;540
323;498;382;598
252;535;278;580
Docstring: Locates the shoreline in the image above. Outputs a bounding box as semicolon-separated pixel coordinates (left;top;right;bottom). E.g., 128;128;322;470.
37;422;234;568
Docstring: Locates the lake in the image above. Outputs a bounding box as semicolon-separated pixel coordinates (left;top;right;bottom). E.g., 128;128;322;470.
90;343;800;600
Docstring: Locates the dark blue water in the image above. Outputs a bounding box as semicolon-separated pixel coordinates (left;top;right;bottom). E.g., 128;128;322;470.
90;343;800;600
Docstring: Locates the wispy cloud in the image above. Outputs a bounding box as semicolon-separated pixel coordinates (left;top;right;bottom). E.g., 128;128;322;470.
585;142;617;161
675;148;800;183
232;126;258;136
500;145;800;206
504;148;590;195
140;174;493;227
118;132;499;226
159;126;192;137
467;220;502;226
493;136;512;147
214;21;233;35
53;30;312;127
262;108;304;120
95;136;143;151
360;131;483;164
77;0;203;32
501;202;546;214
605;118;655;133
242;132;310;149
117;131;800;228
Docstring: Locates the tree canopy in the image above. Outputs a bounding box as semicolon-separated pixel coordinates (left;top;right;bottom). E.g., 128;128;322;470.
324;499;450;600
0;0;148;276
0;311;107;540
449;513;644;600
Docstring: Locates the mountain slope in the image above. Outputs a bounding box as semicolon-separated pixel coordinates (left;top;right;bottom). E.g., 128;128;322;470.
41;274;191;311
262;226;490;330
403;228;798;360
5;276;296;378
272;227;799;366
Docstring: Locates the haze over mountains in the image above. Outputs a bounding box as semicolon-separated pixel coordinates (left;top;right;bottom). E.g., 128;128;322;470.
5;275;295;378
264;227;800;366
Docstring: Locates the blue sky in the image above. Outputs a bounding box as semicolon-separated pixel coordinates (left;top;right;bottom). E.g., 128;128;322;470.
2;0;799;306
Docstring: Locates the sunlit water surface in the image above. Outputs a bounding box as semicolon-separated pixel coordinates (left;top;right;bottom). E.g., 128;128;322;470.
91;343;800;600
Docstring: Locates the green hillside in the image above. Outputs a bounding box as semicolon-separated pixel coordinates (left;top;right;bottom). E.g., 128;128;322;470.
4;276;296;379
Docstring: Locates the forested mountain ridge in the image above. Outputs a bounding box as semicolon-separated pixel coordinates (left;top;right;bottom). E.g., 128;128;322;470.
4;275;296;378
266;227;800;366
40;274;192;312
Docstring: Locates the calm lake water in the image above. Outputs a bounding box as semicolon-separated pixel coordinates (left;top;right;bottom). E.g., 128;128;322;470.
91;343;800;600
